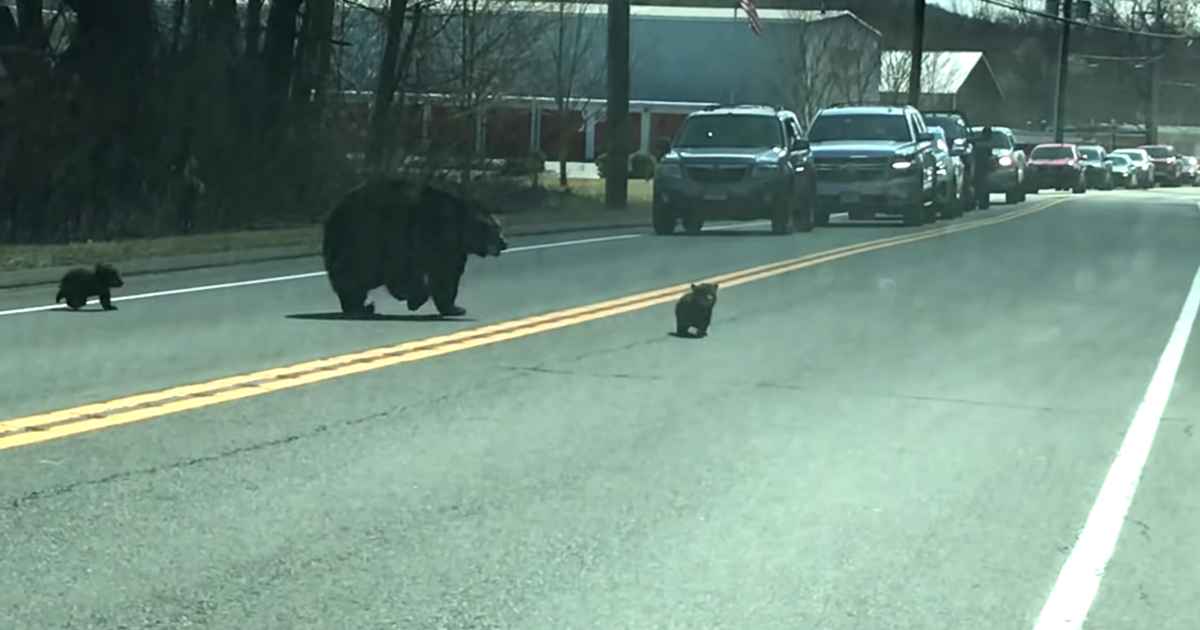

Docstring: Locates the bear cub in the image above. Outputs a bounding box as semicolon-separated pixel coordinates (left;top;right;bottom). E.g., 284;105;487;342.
56;263;125;311
675;282;718;338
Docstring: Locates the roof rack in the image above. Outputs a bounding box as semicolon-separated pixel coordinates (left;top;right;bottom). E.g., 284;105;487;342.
700;103;778;112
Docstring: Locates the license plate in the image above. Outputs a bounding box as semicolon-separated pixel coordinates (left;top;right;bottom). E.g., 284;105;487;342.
840;192;861;205
703;193;727;201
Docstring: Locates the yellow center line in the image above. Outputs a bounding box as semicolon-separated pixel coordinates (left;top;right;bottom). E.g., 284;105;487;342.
0;199;1066;451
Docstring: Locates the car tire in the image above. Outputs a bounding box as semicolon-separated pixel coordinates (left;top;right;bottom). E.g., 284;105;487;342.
1103;173;1114;190
652;203;675;235
977;191;991;210
794;186;815;233
770;196;794;235
815;208;831;226
682;215;704;235
1006;188;1022;204
1072;175;1087;194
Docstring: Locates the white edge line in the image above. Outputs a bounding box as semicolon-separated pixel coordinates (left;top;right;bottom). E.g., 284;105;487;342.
0;230;661;316
1032;263;1200;630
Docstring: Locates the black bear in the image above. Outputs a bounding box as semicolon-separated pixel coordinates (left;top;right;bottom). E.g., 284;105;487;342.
56;263;125;311
322;178;507;317
674;282;719;338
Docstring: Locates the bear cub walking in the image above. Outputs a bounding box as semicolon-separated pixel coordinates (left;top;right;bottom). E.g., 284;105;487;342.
675;282;718;338
56;263;125;311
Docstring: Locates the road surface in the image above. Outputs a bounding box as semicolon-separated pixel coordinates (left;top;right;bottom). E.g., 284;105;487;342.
2;189;1198;629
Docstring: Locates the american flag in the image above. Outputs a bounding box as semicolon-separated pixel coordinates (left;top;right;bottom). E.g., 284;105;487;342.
739;0;763;35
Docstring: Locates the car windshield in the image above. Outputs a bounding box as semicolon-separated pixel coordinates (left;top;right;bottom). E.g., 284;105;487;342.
1031;146;1074;160
923;115;967;141
808;114;911;142
1106;155;1131;166
1114;150;1147;162
1078;148;1103;161
674;114;782;149
1143;146;1173;158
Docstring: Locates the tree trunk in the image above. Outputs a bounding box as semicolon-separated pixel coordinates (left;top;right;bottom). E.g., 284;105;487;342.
245;0;264;57
15;0;47;49
261;0;303;134
366;0;410;171
558;108;569;188
293;0;334;113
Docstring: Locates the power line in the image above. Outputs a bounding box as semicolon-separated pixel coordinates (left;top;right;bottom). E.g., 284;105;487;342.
976;0;1197;40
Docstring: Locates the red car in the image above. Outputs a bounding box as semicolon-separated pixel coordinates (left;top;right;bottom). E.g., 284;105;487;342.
1025;143;1087;194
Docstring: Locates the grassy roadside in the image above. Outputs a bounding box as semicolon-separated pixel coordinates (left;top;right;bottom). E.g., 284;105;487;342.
0;179;653;273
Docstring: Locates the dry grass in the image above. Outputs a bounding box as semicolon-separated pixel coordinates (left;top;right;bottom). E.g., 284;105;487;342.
0;179;655;272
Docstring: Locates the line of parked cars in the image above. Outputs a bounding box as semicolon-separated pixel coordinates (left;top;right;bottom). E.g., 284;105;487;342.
649;103;1198;236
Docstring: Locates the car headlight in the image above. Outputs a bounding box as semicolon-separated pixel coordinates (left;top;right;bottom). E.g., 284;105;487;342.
752;163;781;178
656;163;682;178
891;160;914;170
998;155;1013;167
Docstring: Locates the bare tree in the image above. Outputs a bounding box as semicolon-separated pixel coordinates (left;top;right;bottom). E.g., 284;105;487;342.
879;49;956;106
422;0;541;187
770;20;838;128
538;0;603;187
365;0;428;171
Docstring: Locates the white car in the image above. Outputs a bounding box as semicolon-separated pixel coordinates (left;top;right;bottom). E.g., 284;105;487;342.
1110;148;1155;189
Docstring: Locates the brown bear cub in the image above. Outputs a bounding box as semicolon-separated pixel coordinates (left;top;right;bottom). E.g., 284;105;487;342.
675;282;718;338
56;263;125;311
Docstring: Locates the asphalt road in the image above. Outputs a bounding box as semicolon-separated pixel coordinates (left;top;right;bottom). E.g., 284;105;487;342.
2;189;1199;629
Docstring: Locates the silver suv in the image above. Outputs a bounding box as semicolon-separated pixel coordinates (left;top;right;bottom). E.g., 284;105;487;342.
807;105;938;226
653;105;817;235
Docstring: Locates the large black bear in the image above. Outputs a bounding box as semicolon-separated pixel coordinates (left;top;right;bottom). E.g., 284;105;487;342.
322;178;507;317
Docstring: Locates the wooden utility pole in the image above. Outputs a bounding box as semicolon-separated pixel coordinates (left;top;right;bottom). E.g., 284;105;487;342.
907;0;926;107
1146;0;1164;145
605;0;630;209
1053;0;1074;143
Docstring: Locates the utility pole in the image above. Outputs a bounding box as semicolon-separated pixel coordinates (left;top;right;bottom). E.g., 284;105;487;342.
1146;0;1164;145
1052;0;1073;143
605;0;630;209
908;0;926;108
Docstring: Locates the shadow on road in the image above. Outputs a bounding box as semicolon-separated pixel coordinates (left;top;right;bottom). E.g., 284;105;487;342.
667;331;706;339
51;307;116;314
677;230;776;237
826;220;903;228
286;312;474;323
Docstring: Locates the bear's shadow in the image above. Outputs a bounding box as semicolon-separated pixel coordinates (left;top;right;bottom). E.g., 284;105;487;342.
52;307;116;313
286;312;475;323
668;331;706;339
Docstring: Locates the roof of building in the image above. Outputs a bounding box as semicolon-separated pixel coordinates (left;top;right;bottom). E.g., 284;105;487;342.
879;51;992;96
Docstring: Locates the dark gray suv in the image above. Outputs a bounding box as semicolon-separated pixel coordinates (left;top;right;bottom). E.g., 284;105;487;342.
652;105;817;235
808;105;938;226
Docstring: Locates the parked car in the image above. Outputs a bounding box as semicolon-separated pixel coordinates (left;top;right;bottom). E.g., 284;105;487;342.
1180;155;1199;185
652;105;817;235
1025;143;1087;194
1139;144;1182;186
1104;153;1137;189
1077;145;1115;190
808;104;938;226
926;125;965;219
922;110;978;211
1110;148;1155;188
971;126;1027;204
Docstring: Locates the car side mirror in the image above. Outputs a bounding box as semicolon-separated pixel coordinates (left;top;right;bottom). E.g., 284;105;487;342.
917;132;935;143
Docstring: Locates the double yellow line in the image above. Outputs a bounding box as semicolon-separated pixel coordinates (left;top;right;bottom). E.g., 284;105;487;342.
0;199;1064;451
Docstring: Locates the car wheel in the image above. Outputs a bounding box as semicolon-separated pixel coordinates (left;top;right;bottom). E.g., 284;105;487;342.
1103;173;1114;190
815;208;831;226
977;191;991;210
682;214;704;234
1005;188;1022;204
652;202;675;235
770;195;795;235
1072;175;1087;194
794;185;815;233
